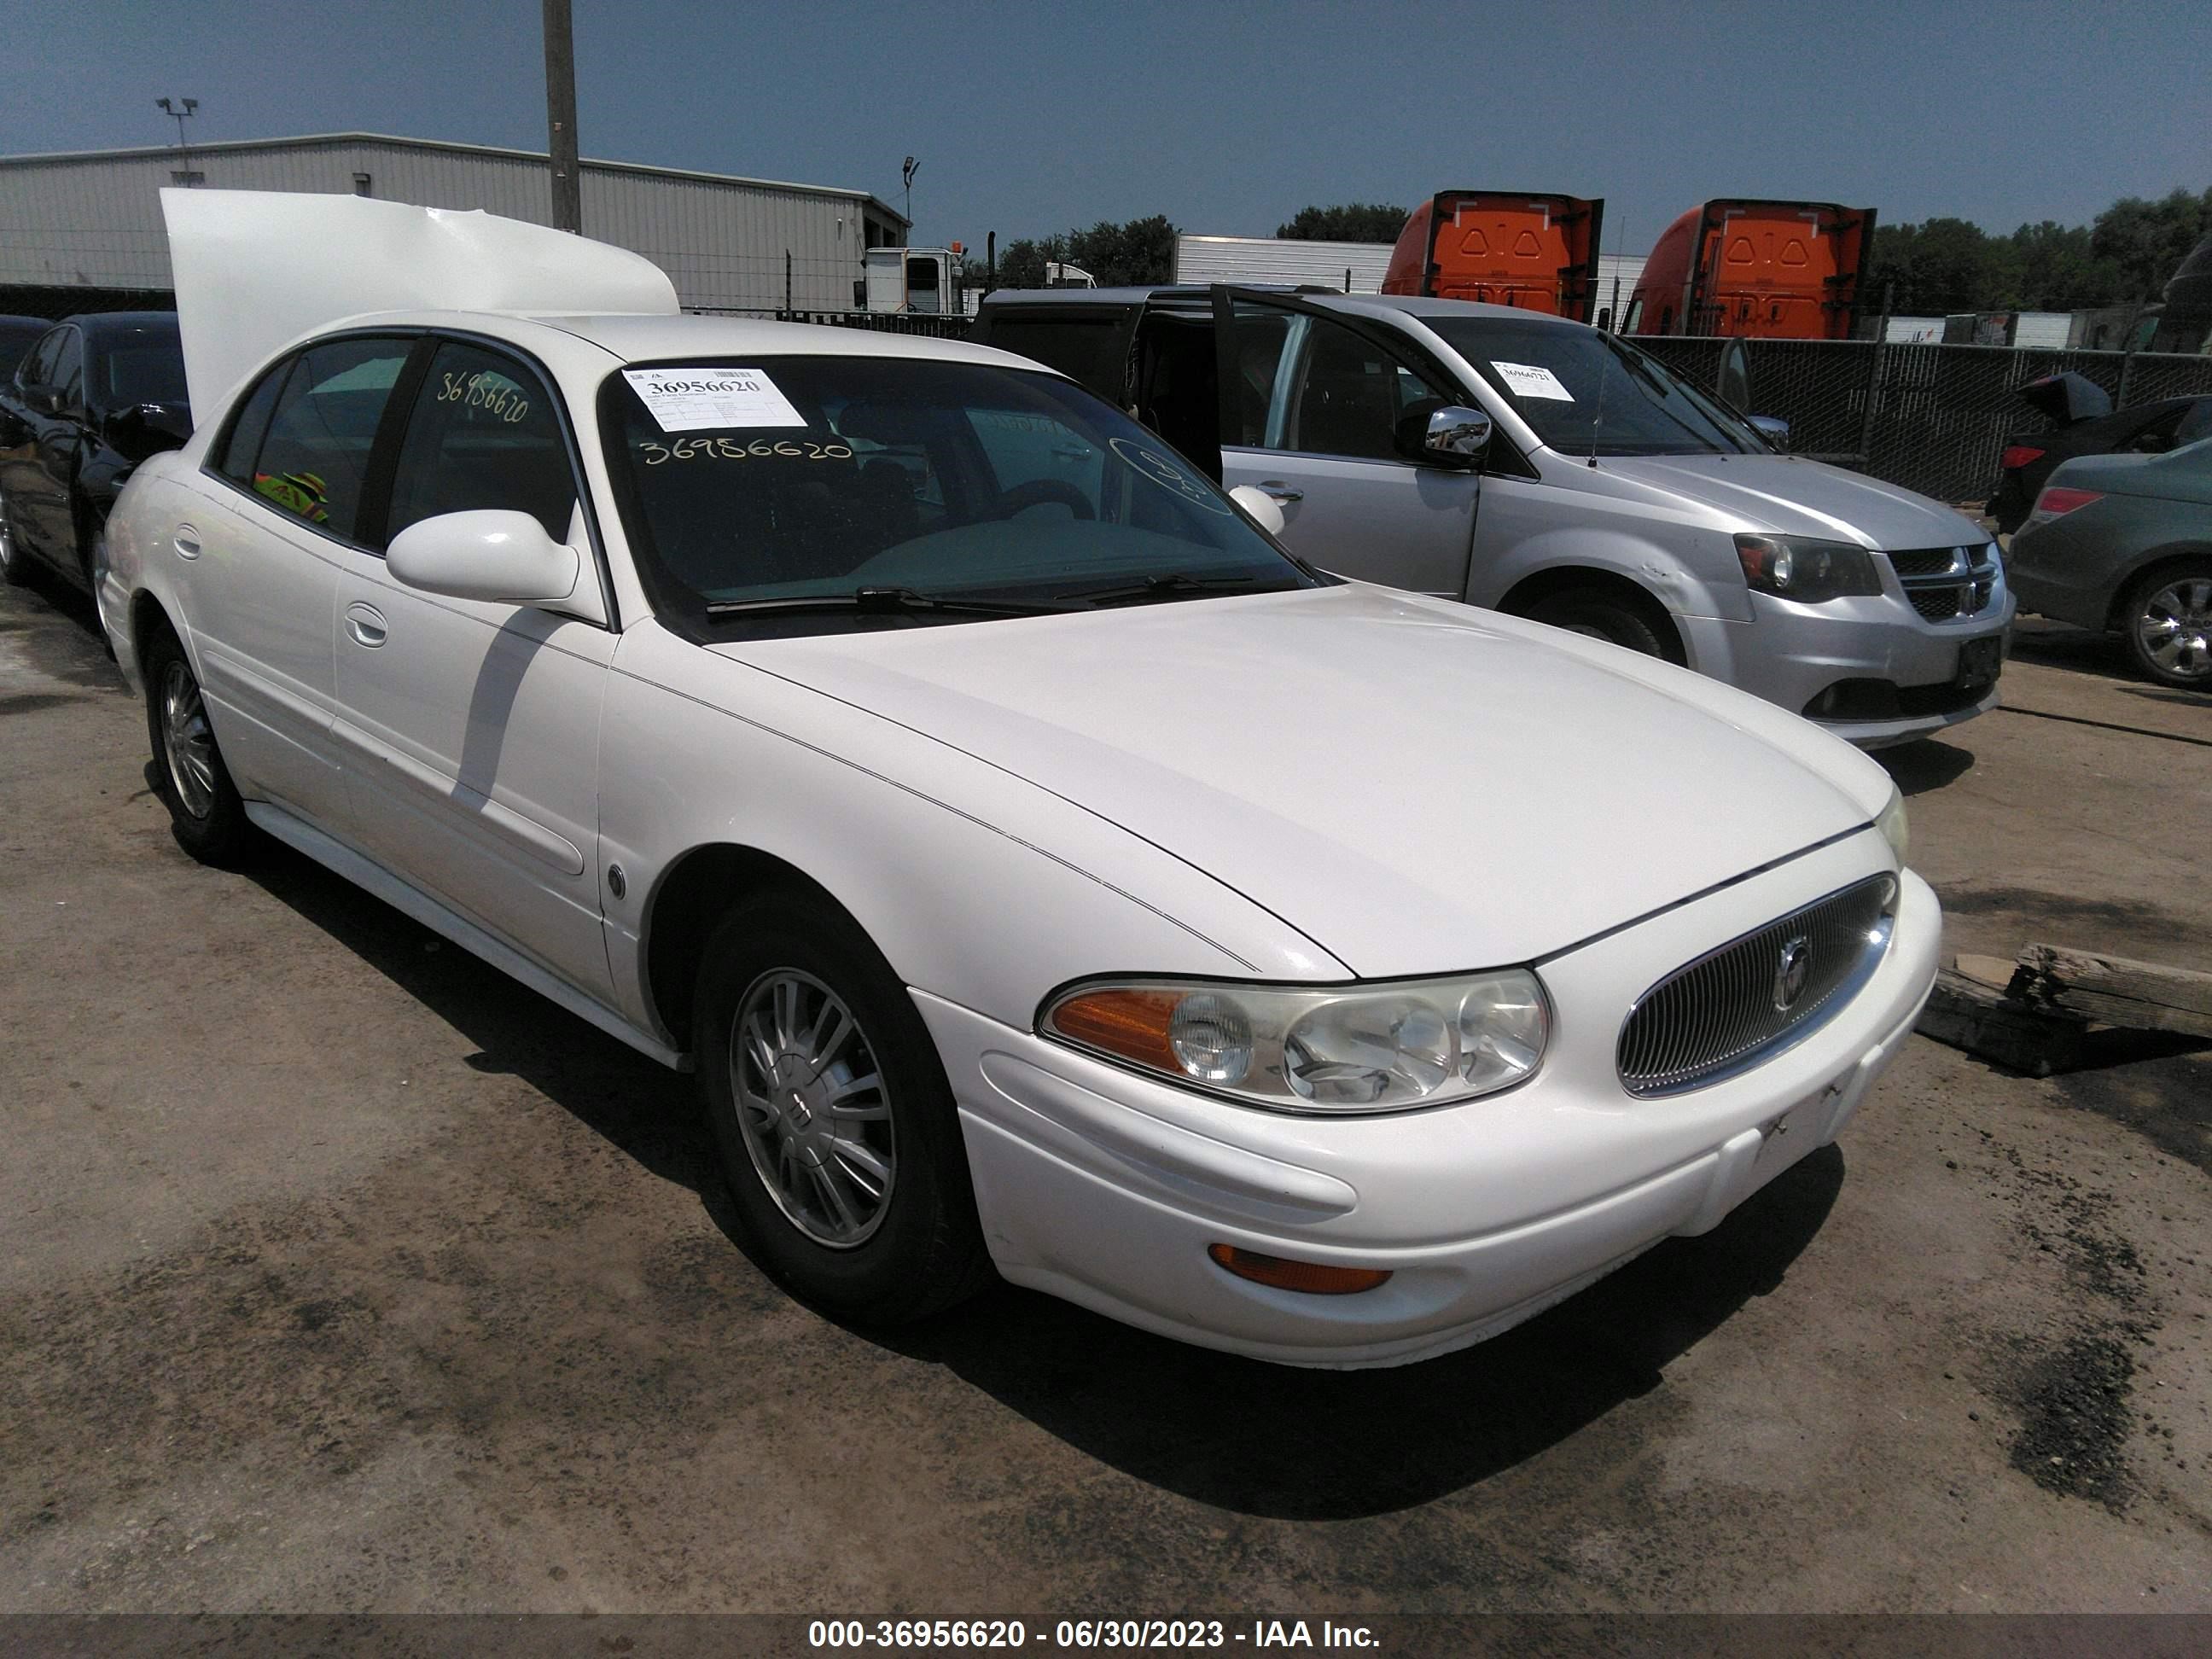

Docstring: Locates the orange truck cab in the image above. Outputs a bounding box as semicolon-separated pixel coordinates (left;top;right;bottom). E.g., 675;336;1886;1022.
1626;199;1875;339
1382;192;1604;321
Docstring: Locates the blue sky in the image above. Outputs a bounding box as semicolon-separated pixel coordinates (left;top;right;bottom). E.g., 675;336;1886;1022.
6;0;2205;253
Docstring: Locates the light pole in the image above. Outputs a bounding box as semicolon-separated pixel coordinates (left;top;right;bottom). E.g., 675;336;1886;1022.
155;96;198;179
902;156;919;232
542;0;582;232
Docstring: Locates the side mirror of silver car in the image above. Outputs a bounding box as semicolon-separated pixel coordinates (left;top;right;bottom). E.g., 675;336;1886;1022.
1397;404;1491;468
1748;414;1791;451
387;509;583;608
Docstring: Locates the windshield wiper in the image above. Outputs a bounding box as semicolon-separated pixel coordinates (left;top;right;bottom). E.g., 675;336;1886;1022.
706;585;1069;620
1068;573;1274;608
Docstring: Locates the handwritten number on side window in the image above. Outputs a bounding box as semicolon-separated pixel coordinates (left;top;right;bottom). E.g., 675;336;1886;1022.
437;371;531;424
637;439;854;465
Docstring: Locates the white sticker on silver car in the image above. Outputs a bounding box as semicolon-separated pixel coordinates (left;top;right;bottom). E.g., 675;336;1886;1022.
1491;361;1575;402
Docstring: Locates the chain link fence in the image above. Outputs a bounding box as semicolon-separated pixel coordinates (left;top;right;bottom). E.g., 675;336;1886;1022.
1639;335;2212;504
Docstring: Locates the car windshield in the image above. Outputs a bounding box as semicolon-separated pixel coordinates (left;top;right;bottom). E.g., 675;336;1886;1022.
1423;316;1763;457
602;354;1315;628
101;330;189;409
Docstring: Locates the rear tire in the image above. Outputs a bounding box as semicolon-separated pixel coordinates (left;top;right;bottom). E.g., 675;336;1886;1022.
2120;561;2212;689
1522;586;1674;659
695;892;992;1325
143;625;253;865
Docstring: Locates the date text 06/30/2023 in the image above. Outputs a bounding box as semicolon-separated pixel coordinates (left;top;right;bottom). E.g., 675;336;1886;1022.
806;1620;1380;1650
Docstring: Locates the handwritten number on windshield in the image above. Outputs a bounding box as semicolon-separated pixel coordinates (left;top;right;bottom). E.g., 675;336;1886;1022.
637;438;854;465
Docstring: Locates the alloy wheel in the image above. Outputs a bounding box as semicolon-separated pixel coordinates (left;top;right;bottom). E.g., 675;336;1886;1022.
730;969;896;1248
2134;576;2212;683
159;659;218;819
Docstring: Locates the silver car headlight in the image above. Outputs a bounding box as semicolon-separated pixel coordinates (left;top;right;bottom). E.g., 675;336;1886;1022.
1041;970;1550;1113
1734;533;1883;602
1877;784;1910;868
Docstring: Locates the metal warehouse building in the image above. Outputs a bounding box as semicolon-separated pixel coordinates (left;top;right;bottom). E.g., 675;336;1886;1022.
0;131;910;314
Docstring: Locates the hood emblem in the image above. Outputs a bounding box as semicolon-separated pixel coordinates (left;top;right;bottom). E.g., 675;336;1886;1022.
1774;935;1813;1010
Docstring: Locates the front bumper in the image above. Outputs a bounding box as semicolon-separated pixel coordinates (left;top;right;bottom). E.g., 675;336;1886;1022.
1678;579;2013;750
919;835;1939;1369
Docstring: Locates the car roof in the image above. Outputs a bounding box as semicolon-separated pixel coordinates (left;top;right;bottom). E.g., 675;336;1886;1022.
63;311;181;338
981;285;1584;329
518;311;1047;372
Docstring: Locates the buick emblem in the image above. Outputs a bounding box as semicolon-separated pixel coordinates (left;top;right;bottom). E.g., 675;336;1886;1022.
1774;935;1813;1010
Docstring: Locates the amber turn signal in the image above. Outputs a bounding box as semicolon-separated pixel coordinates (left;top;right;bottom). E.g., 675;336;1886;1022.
1046;987;1183;1071
1207;1244;1392;1295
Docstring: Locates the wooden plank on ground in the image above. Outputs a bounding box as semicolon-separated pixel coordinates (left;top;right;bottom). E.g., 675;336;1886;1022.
2013;944;2212;1041
1916;966;2091;1077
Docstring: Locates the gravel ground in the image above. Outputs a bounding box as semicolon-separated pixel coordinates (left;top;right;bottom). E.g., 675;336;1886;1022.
1;576;2207;1616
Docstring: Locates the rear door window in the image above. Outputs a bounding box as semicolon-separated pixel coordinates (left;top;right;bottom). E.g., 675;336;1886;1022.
247;338;413;542
215;360;294;488
382;341;578;548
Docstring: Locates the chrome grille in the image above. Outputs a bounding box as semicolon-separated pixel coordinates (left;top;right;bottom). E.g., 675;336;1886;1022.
1616;876;1897;1097
1888;544;1997;623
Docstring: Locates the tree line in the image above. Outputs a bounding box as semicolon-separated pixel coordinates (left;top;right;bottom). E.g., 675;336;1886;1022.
981;203;1403;289
972;189;2209;314
1868;187;2209;315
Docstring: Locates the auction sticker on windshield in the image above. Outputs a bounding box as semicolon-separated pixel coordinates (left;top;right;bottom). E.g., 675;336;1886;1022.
624;367;806;431
1492;361;1575;401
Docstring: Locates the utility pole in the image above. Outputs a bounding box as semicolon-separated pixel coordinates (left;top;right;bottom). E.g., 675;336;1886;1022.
154;96;198;179
542;0;582;232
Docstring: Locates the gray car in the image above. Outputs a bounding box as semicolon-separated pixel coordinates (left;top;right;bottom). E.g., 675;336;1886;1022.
2006;438;2212;688
975;286;2013;749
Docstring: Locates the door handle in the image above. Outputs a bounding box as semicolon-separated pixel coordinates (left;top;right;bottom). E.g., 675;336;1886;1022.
1256;482;1304;503
344;602;388;648
172;524;201;559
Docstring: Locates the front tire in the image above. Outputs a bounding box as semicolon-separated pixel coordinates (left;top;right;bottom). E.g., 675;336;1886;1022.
1523;586;1674;659
695;893;992;1324
143;625;253;864
2122;562;2212;689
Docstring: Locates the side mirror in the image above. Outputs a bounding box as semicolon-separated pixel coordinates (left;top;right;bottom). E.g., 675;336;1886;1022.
1227;483;1286;537
1395;404;1491;468
387;509;581;608
25;383;62;416
1748;414;1790;451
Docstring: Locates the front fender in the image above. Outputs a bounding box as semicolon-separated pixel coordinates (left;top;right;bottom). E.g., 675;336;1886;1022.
1473;521;1755;625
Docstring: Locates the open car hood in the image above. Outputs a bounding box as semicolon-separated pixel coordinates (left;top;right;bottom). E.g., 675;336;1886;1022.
160;189;678;417
719;585;1877;976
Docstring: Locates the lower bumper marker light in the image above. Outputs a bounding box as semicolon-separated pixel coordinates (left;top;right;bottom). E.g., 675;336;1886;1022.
1208;1244;1391;1295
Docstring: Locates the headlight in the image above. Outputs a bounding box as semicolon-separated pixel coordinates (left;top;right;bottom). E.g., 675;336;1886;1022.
1876;785;1910;868
1042;970;1550;1113
1735;533;1882;602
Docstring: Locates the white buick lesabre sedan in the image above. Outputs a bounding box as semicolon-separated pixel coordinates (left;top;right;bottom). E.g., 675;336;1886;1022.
102;204;1937;1369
